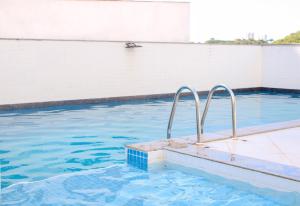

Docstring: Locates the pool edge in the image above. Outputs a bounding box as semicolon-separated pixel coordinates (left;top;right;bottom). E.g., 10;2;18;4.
2;87;300;111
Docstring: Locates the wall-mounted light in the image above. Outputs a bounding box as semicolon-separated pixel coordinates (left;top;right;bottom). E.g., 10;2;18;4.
125;42;142;48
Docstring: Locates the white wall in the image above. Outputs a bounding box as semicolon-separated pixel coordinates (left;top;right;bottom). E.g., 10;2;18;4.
0;40;262;105
0;0;189;42
262;45;300;90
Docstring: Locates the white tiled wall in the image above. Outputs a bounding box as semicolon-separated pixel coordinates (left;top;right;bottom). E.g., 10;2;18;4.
0;40;262;105
262;45;300;90
1;39;299;105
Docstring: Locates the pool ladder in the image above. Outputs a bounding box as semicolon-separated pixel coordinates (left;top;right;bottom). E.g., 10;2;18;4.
167;84;237;144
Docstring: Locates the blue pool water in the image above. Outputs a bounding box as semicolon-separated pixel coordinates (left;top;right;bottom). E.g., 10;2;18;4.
1;91;300;205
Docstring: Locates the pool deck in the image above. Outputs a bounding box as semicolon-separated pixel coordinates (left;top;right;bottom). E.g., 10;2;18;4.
126;120;300;193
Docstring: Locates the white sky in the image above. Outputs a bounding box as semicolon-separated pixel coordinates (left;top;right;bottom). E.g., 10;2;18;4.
168;0;300;42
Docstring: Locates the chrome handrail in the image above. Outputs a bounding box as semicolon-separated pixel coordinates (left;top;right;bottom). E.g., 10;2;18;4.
167;86;201;143
201;84;237;139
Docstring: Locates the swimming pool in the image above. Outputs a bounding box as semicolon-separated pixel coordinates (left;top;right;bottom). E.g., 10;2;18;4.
1;91;300;205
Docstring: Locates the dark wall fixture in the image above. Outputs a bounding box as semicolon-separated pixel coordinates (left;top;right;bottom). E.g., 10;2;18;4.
125;42;142;48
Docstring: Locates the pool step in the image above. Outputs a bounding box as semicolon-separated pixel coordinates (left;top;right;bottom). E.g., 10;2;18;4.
125;122;300;193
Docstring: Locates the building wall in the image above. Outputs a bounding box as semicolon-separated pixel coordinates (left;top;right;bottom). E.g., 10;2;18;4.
0;40;262;105
262;45;300;90
0;0;189;42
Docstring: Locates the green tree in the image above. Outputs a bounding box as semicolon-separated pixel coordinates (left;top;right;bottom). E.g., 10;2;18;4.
205;38;269;45
273;31;300;44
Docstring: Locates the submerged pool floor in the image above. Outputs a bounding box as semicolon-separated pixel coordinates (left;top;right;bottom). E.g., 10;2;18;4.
1;91;300;205
2;164;300;206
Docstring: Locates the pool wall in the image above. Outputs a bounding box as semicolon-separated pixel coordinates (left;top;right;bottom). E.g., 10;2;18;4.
0;39;299;107
262;45;300;90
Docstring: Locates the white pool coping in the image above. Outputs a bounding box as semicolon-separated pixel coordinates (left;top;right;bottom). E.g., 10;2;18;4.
126;120;300;193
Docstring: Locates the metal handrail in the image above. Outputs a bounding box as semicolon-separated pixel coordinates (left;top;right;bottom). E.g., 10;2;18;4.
201;84;237;139
167;86;201;143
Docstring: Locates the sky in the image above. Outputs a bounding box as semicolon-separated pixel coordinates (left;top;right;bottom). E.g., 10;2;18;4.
169;0;300;42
